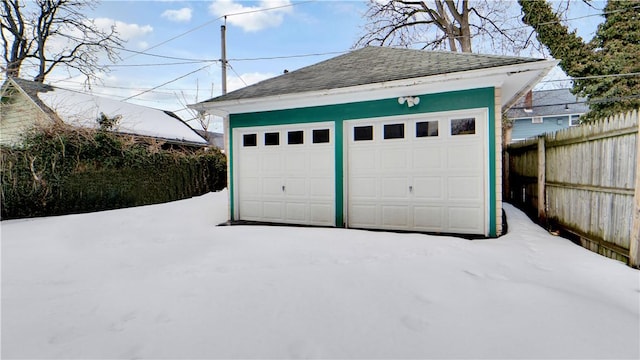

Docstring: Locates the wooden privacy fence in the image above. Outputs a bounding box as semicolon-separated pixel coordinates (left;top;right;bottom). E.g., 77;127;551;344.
505;110;640;267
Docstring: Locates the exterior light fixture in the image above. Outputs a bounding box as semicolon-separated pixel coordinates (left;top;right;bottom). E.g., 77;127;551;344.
398;96;420;108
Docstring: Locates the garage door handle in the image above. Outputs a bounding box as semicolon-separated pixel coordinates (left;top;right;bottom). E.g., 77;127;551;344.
409;186;413;193
282;185;285;192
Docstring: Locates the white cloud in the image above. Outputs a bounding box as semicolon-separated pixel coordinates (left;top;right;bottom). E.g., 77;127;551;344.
161;8;193;22
209;0;293;32
94;18;153;41
136;41;149;50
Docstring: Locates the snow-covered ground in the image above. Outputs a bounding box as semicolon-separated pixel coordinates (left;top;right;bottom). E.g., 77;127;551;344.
2;190;639;359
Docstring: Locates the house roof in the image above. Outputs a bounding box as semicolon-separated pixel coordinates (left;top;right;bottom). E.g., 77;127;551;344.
6;78;207;146
506;88;589;119
204;46;548;103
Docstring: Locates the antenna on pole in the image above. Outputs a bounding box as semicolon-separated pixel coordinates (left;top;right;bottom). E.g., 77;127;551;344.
220;16;227;95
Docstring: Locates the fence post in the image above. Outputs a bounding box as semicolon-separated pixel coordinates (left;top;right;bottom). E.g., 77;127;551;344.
537;136;546;222
630;111;640;267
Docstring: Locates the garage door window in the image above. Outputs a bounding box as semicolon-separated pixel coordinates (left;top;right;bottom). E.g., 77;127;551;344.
313;129;330;143
416;121;438;137
243;134;257;147
354;126;373;141
265;132;280;145
288;130;304;145
451;118;476;135
384;123;404;139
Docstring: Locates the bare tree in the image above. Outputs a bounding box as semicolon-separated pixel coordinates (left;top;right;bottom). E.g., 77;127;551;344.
356;0;540;55
1;0;123;83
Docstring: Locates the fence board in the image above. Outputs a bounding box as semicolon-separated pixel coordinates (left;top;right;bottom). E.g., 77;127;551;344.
507;110;640;266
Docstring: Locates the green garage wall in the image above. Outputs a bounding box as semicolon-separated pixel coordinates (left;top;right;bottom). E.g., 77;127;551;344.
228;87;498;236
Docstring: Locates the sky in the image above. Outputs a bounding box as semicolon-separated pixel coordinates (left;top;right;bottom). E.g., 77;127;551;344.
5;0;607;133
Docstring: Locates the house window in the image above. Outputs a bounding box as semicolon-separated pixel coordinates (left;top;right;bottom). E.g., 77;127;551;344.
570;115;581;126
288;130;304;145
451;118;475;135
416;121;438;137
313;129;330;143
354;126;373;141
384;123;404;139
243;134;257;147
265;132;279;146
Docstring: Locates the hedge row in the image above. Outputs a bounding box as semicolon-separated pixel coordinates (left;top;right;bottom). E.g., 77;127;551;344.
1;123;226;219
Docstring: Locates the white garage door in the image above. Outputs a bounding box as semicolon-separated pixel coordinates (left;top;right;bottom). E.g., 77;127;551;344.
346;109;488;235
233;122;335;226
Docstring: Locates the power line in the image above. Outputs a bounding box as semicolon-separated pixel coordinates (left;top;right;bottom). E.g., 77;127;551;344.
117;48;218;62
120;0;316;61
229;50;348;62
538;71;640;83
121;64;214;101
223;0;315;18
106;61;214;68
121;21;218;61
227;63;248;87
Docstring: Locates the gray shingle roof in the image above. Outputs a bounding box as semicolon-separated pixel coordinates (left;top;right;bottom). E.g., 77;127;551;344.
506;88;589;118
3;77;207;145
205;46;546;103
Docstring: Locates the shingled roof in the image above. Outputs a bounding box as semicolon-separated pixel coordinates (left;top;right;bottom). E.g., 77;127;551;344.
205;46;547;103
3;77;207;145
506;88;589;118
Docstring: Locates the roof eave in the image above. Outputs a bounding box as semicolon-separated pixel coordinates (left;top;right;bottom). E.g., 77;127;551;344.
191;59;558;117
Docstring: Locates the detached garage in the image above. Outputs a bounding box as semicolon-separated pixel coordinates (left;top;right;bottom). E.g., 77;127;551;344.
192;47;556;237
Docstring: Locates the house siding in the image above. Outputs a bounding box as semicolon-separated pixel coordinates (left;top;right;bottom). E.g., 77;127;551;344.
0;90;49;146
511;115;578;141
228;87;500;236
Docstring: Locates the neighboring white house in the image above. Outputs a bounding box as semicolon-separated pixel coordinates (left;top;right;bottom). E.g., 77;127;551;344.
192;47;557;237
0;78;207;147
506;88;589;142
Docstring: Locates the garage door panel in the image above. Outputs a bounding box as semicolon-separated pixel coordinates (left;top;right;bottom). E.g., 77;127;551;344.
413;148;443;169
239;200;261;219
347;110;487;235
240;178;260;197
448;207;483;232
381;177;409;198
349;204;377;227
309;150;333;173
286;152;307;172
309;178;333;197
309;204;333;224
262;177;284;196
447;144;483;170
349;177;377;198
235;122;335;226
261;153;283;173
262;202;284;219
382;206;409;227
413;177;445;200
239;155;259;172
349;149;376;172
285;178;307;196
413;206;443;230
381;149;409;170
286;202;307;221
448;176;483;201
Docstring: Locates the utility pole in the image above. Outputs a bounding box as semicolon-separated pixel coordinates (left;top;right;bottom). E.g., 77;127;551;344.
220;17;227;95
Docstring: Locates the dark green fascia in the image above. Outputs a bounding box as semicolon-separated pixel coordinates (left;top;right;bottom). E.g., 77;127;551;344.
228;87;497;236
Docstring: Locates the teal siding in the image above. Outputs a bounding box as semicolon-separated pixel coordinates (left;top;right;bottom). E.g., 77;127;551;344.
228;87;498;236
